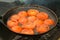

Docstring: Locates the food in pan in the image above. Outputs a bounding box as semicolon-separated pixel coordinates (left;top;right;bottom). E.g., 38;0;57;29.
7;9;55;35
27;9;39;16
10;14;20;22
37;12;48;20
7;20;18;28
44;19;54;25
34;19;44;27
22;21;35;29
11;26;22;33
28;16;36;22
18;11;27;17
36;24;50;34
21;29;34;35
19;17;28;25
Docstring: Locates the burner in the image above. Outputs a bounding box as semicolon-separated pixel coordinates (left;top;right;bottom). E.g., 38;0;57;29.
9;35;34;40
49;29;60;40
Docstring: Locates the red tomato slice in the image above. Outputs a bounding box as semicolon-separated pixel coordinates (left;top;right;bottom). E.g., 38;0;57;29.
21;29;34;35
34;19;44;27
11;26;22;33
28;16;36;22
18;11;27;17
10;14;20;22
27;9;39;16
36;24;50;34
44;19;55;26
37;12;48;20
22;21;35;29
7;20;18;28
19;17;28;25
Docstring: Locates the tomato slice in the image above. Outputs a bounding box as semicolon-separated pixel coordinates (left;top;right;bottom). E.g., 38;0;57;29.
34;19;44;27
22;21;35;29
36;24;50;34
11;26;22;33
10;14;20;22
28;16;36;22
18;11;27;17
44;19;55;26
37;12;48;20
27;9;39;16
19;17;28;25
21;29;34;35
7;20;18;28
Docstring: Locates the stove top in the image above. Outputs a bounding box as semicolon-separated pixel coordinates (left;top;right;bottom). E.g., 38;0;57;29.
0;0;60;40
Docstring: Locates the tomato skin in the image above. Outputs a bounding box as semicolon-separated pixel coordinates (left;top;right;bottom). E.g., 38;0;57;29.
36;24;50;34
44;19;54;26
7;20;18;28
10;14;20;22
22;21;35;29
19;17;28;25
18;11;27;17
34;19;44;27
37;12;48;20
28;16;36;22
21;29;34;35
11;26;22;33
27;9;39;16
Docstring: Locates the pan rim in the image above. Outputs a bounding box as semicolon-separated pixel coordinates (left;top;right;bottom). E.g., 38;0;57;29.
2;5;58;36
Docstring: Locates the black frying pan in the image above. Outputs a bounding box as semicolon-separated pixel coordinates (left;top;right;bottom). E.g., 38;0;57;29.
0;5;58;36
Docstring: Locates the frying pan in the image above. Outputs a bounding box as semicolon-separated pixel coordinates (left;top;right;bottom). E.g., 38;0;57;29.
0;5;58;36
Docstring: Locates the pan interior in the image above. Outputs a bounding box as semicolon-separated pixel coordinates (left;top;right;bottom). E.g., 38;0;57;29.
2;6;57;35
